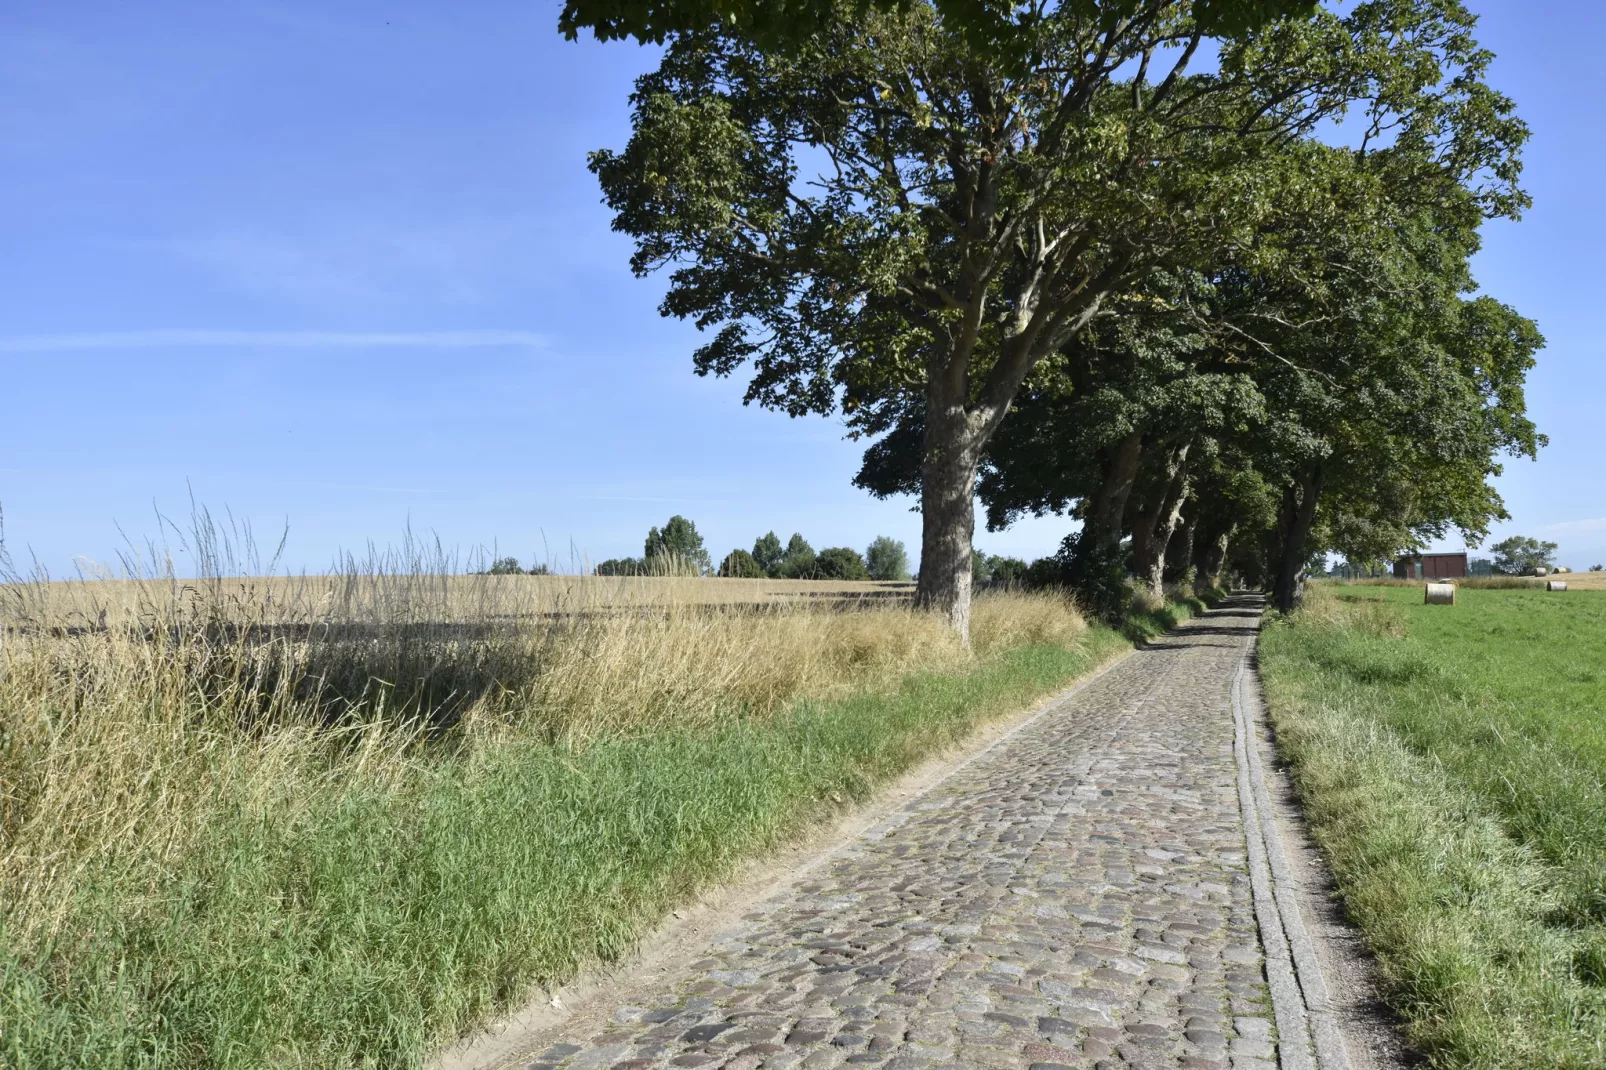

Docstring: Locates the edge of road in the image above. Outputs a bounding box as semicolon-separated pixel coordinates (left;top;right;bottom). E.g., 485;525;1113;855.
434;642;1141;1070
1233;598;1411;1070
440;596;1410;1070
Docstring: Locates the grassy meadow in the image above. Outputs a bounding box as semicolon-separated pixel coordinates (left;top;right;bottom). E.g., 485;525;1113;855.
1329;570;1606;591
1259;582;1606;1068
0;553;1152;1068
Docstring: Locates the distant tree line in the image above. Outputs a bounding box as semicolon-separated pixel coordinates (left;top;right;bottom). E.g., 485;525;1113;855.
480;556;552;576
592;516;919;582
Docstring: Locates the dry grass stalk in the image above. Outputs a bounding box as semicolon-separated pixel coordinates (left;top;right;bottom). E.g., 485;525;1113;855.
1296;582;1408;637
1;545;1084;950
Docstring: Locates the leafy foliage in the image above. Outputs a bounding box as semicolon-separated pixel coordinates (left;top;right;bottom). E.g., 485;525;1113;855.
751;531;785;576
816;547;872;580
560;0;1320;57
483;557;555;576
718;548;766;577
775;533;818;578
590;0;1533;632
970;551;992;585
1489;535;1558;576
645;515;712;574
865;536;911;581
983;555;1030;588
1055;531;1133;624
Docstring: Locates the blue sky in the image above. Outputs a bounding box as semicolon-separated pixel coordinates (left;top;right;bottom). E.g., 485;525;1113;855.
3;1;1602;577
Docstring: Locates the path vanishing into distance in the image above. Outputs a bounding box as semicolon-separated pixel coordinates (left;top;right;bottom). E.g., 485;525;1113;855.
456;596;1386;1070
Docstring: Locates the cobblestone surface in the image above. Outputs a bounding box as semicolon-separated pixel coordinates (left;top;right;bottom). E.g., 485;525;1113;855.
523;597;1273;1070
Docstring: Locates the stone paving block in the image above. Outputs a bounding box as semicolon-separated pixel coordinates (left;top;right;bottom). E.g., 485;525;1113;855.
517;600;1279;1070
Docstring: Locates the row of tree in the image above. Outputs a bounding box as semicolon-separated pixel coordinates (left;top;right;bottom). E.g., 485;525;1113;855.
590;516;917;581
572;0;1544;634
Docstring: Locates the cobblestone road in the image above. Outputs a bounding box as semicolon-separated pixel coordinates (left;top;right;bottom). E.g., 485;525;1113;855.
522;596;1278;1070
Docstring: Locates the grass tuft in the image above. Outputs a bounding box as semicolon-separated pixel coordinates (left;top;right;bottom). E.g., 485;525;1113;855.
1119;584;1226;642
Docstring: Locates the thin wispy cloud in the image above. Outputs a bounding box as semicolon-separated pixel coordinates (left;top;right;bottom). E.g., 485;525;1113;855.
581;495;736;504
0;329;547;353
1540;516;1606;535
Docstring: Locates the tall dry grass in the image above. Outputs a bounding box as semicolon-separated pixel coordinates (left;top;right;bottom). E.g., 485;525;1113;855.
0;528;1084;960
0;514;1110;1067
1295;581;1408;638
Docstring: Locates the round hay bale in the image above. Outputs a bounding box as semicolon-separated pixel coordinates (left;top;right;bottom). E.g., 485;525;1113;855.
1547;580;1568;592
1425;582;1455;605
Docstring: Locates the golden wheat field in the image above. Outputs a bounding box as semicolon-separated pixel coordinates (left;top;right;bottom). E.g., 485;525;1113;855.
0;539;1105;1066
0;557;1084;937
4;572;915;630
1551;569;1606;589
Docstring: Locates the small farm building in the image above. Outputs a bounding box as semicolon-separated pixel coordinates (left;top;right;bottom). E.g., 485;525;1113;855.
1393;552;1469;580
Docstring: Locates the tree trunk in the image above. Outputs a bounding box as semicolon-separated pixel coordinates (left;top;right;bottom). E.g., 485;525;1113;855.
1139;450;1190;600
1165;503;1198;585
1199;525;1234;590
1272;464;1325;613
1086;431;1143;551
916;395;981;643
1130;443;1189;599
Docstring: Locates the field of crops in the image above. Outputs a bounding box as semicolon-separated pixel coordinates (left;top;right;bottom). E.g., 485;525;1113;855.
6;572;917;629
1260;583;1606;1067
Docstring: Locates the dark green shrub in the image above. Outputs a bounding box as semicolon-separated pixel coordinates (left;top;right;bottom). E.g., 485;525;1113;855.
816;547;871;581
984;555;1029;588
971;550;992;584
718;549;765;578
1055;531;1131;625
1023;556;1061;590
595;557;644;576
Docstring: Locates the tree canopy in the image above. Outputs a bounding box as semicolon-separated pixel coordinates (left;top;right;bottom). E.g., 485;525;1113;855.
1489;535;1557;576
775;533;818;578
865;536;911;581
718;547;767;577
582;0;1539;623
645;514;712;574
562;0;1320;55
816;546;872;580
751;531;785;575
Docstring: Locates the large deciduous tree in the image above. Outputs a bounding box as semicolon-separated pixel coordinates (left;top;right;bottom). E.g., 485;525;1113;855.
1246;207;1545;611
1488;535;1557;575
865;535;911;580
560;0;1318;55
645;514;713;574
589;0;1525;640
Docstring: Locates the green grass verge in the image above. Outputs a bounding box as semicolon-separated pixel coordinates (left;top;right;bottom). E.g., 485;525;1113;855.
1259;585;1606;1068
1121;588;1226;643
1;630;1129;1069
